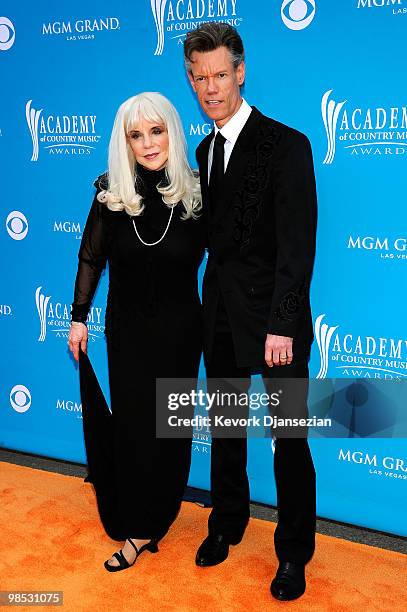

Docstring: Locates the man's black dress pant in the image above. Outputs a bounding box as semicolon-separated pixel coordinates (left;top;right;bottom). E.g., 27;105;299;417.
204;294;316;564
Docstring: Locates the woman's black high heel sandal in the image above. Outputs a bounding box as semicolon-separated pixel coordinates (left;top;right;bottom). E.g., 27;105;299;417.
104;538;159;572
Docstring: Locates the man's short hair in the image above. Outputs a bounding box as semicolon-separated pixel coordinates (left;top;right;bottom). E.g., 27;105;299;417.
183;23;245;72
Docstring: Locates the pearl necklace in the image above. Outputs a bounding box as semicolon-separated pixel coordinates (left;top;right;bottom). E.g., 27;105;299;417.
132;204;174;246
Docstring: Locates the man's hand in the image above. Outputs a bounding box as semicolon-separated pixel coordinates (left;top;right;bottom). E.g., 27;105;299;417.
265;334;293;367
68;322;88;362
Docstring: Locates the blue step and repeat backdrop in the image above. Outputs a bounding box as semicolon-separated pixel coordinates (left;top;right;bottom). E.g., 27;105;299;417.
1;1;406;536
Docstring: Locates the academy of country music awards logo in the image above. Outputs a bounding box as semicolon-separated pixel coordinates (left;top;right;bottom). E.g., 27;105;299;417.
347;235;407;261
315;314;407;379
35;286;104;342
338;448;407;480
151;0;243;55
192;431;211;454
26;100;101;162
0;16;15;50
41;16;120;41
191;424;275;455
356;0;406;16
150;0;317;55
322;89;407;164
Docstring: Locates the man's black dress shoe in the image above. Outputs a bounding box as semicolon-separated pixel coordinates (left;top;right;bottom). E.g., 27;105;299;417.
270;561;306;601
196;534;240;567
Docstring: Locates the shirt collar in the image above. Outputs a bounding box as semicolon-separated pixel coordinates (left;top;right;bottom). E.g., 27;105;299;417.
214;98;252;145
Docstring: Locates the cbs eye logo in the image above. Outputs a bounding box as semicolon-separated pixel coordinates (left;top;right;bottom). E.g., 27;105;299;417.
6;211;28;240
0;17;15;51
10;385;32;413
281;0;316;30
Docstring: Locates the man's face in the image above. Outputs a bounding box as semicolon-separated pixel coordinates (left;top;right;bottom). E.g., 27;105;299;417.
188;46;245;128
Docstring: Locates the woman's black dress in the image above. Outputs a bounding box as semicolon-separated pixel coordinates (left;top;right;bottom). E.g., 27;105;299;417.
72;164;205;541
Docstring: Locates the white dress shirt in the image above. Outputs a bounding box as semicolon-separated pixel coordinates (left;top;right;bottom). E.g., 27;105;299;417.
208;98;252;183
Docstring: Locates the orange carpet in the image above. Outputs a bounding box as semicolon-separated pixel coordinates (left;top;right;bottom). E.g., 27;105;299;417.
1;462;405;611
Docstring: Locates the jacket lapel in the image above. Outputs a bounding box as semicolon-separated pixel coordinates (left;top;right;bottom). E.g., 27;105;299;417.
196;107;264;223
215;107;263;221
196;130;213;210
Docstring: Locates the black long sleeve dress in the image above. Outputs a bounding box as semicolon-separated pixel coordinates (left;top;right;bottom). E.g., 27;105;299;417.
72;164;205;541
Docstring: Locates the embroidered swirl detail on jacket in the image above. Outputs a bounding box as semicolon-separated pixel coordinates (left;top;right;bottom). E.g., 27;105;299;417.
233;125;280;250
273;282;308;322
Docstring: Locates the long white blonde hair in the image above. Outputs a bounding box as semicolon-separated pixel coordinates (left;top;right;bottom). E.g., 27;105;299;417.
97;92;201;219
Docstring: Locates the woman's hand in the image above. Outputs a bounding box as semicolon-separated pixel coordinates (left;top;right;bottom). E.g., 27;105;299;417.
68;322;88;361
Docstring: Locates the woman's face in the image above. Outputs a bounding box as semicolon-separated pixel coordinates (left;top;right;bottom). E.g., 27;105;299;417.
127;117;169;171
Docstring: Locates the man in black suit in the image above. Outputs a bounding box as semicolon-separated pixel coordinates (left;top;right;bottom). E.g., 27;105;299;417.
184;23;317;601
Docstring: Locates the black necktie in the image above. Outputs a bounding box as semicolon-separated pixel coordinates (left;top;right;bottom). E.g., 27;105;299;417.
209;131;226;201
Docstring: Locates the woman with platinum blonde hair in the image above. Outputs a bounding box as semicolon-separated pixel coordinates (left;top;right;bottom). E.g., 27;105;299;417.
68;92;205;572
101;92;201;218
